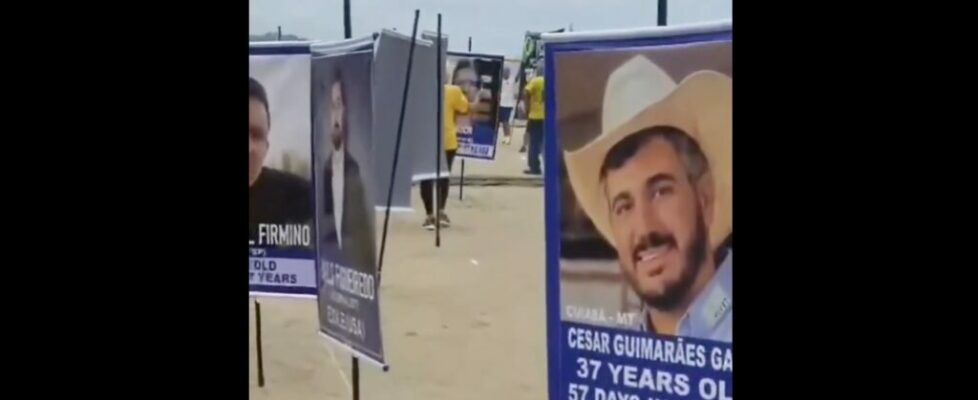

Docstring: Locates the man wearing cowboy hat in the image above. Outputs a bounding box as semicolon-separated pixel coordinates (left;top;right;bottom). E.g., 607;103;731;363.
564;55;732;342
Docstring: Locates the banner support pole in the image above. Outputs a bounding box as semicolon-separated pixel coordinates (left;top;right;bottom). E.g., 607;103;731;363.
378;8;420;279
459;159;465;200
351;358;360;400
352;10;421;399
254;299;265;387
658;0;667;26
343;0;352;38
434;14;444;247
340;2;359;398
458;36;474;201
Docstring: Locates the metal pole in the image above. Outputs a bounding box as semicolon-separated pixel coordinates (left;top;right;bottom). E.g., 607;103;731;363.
379;8;420;275
255;299;265;387
352;357;360;399
435;14;443;247
459;36;472;201
356;9;421;400
345;2;357;395
343;0;352;38
277;26;282;41
658;0;667;26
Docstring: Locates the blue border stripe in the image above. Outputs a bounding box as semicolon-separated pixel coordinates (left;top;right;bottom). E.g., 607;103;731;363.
249;247;316;259
446;51;506;60
249;45;312;55
458;155;494;160
543;41;561;400
547;31;731;53
250;284;317;296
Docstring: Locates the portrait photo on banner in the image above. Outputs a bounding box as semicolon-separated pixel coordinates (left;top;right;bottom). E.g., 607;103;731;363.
312;51;378;279
249;54;314;253
556;40;732;343
446;54;503;159
312;51;386;363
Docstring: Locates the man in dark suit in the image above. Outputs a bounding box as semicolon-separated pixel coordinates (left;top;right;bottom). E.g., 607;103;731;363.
249;77;312;246
321;72;376;274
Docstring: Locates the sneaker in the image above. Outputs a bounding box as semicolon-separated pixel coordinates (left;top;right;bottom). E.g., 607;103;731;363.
422;215;436;231
519;145;527;153
523;169;542;176
502;136;511;145
438;211;451;228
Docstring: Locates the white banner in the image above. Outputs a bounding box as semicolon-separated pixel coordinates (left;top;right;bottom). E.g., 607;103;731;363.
249;45;317;297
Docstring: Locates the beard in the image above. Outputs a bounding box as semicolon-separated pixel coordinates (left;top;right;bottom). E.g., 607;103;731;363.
638;208;709;311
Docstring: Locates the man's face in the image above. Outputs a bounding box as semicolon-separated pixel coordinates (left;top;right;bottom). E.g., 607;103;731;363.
604;137;712;310
454;67;478;101
249;97;270;187
330;81;346;150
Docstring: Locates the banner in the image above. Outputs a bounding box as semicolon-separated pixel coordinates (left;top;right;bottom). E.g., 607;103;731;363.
376;30;443;195
544;21;732;400
312;49;386;366
447;52;504;160
411;31;449;182
249;43;317;297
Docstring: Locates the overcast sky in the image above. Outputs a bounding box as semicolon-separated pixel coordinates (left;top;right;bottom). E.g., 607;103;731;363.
250;0;731;57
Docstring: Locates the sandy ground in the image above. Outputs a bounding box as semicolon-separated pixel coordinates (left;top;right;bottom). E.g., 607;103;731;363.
249;127;549;399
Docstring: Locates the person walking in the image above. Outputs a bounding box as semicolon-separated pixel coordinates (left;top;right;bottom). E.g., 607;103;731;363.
419;79;481;230
499;64;518;145
523;62;545;175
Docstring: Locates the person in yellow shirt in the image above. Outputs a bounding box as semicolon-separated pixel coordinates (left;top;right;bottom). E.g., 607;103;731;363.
522;62;546;175
419;81;481;230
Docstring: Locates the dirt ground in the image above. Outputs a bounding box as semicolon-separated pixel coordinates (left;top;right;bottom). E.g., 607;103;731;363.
249;129;549;400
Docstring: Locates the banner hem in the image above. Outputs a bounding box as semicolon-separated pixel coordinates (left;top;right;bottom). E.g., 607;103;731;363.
318;331;389;370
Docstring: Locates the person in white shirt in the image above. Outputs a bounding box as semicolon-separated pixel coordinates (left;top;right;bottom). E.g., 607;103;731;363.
498;63;519;145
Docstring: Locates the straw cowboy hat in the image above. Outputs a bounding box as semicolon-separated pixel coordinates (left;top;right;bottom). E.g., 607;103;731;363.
564;55;732;249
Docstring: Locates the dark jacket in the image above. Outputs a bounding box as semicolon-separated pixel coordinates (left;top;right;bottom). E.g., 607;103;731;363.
322;153;377;274
249;167;312;248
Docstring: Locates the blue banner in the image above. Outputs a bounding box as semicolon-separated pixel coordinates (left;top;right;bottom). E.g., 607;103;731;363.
312;48;386;367
447;52;504;160
545;22;733;400
560;322;732;400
